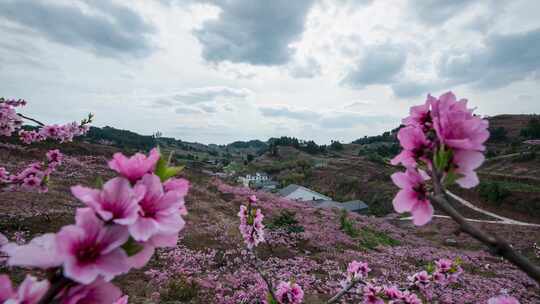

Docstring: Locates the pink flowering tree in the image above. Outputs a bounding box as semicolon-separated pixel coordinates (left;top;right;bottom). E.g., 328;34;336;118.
389;92;539;297
0;92;534;303
233;92;530;303
0;97;93;192
0;148;189;303
236;195;468;304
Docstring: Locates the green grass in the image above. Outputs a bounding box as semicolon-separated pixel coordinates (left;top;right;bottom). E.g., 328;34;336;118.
267;211;305;234
339;211;359;237
496;181;540;193
482;179;540;193
339;211;400;250
358;227;401;251
160;277;199;302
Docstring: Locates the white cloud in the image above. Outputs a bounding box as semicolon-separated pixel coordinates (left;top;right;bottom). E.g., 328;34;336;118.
1;0;539;144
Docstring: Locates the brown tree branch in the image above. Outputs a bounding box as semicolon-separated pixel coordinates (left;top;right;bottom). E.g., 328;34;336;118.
429;169;540;284
252;252;278;302
37;274;72;304
252;245;369;304
17;113;45;126
255;266;279;302
326;278;365;304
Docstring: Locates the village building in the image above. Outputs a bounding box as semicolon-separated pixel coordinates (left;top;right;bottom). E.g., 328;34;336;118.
278;184;332;201
279;184;369;214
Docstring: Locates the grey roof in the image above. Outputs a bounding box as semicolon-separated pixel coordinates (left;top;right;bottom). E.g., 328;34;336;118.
312;200;342;209
278;184;301;196
278;184;332;201
310;199;368;212
342;200;369;211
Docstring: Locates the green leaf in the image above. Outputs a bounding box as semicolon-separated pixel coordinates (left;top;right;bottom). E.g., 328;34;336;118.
444;171;458;187
426;262;435;275
155;156;184;182
434;145;454;172
266;293;278;304
94;176;104;188
122;237;144;257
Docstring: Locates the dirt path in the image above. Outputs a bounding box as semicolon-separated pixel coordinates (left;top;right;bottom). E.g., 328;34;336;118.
446;191;540;227
401;191;540;227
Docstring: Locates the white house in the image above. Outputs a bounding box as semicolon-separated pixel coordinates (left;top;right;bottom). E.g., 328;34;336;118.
238;176;249;188
245;172;269;182
238;172;270;188
278;184;332;201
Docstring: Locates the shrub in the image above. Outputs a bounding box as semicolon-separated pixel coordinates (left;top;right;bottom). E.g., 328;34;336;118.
279;172;305;187
267;211;304;234
330;140;344;151
486;150;497;158
358;227;400;251
339;210;359;238
479;181;510;205
365;152;386;164
160;278;199;302
520;117;540;138
488;127;507;142
366;193;394;216
512;151;536;162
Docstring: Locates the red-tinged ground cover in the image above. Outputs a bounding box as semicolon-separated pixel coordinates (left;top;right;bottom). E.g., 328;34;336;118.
1;141;539;303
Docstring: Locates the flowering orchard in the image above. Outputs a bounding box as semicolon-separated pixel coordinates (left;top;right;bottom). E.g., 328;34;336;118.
1;147;188;303
0;93;538;303
0;98;92;193
231;92;534;303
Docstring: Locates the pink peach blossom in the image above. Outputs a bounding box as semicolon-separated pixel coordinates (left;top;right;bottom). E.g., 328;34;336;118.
401;291;422;304
408;270;431;289
391;169;433;226
391;126;432;167
0;275;15;302
363;284;384;304
163;177;190;197
431;92;489;152
108;148;160;183
452;149;485;188
56;208;130;284
59;278;122;304
487;295;520;304
46;149;64;165
2;275;49;304
383;285;402;299
402;95;434;130
346;260;371;281
238;204;265;249
0;232;8;246
112;295;129;304
2;233;62;268
129;174;185;242
163;177;189;215
71;177;144;225
275;281;304;304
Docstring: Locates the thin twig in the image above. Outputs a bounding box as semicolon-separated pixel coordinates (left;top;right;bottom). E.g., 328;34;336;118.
255;266;279;302
430;168;540;283
37;274;72;304
326;278;365;304
252;252;278;302
17;113;45;126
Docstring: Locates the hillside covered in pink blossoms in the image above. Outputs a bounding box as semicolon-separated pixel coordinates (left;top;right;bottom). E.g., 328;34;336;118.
1;141;539;303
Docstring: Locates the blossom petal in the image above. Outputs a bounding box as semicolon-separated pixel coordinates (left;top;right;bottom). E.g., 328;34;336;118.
129;217;159;242
392;189;416;213
411;200;434;226
2;233;62;268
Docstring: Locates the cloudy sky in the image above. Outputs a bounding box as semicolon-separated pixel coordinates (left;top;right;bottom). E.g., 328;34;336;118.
1;0;539;144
